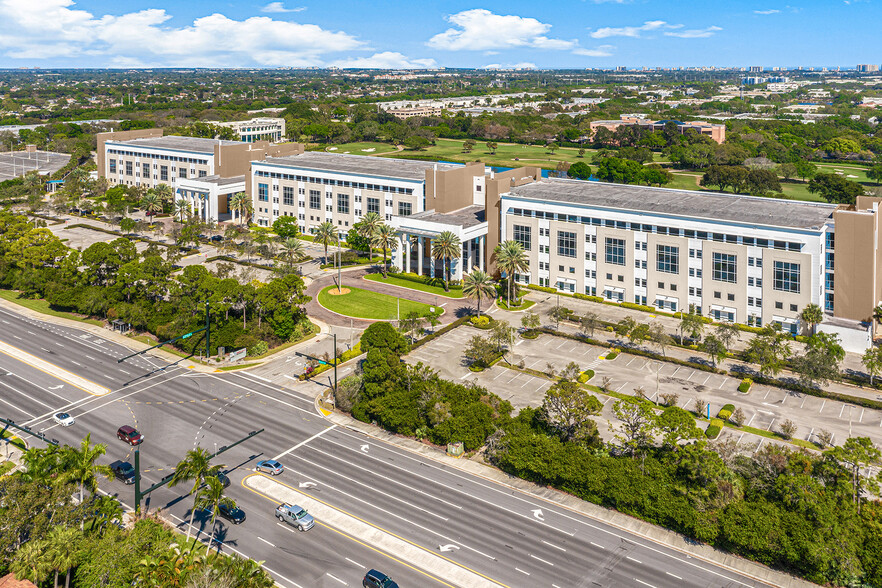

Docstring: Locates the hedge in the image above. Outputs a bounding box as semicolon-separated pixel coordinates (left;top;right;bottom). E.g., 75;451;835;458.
411;316;469;350
733;371;882;411
605;350;619;360
387;271;463;290
717;404;735;420
705;418;724;439
738;378;753;393
578;369;595;383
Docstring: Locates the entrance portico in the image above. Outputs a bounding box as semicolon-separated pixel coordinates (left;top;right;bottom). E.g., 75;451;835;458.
175;175;245;223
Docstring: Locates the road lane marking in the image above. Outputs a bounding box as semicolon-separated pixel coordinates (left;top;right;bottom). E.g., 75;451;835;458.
325;573;347;585
0;392;36;418
542;540;565;551
666;572;683;580
257;536;275;548
0;380;54;410
626;556;642;564
590;541;605;549
272;424;338;461
634;580;656;588
529;554;554;566
515;568;530;576
345;557;365;569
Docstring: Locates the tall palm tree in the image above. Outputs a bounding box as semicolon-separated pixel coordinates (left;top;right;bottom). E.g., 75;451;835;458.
174;198;191;223
314;221;338;264
60;433;112;505
371;223;398;278
45;526;80;588
141;191;163;219
282;237;305;264
230;192;251;225
357;211;383;242
10;538;51;586
462;268;496;316
154;183;174;214
89;494;124;533
494;240;529;305
431;230;462;292
169;447;221;542
194;476;236;555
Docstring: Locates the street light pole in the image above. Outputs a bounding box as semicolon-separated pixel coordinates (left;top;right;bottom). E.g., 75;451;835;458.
134;446;141;514
205;300;211;361
333;332;338;392
337;234;342;293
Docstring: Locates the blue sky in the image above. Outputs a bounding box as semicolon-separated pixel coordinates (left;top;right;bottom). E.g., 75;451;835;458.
0;0;877;69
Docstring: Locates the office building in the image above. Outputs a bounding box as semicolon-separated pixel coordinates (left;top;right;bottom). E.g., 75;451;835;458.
216;118;286;143
589;116;726;144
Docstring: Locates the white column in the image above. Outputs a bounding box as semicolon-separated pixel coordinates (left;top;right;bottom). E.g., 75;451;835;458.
452;251;462;281
416;236;424;276
429;238;435;278
478;235;485;272
404;233;411;273
467;238;475;272
393;234;404;271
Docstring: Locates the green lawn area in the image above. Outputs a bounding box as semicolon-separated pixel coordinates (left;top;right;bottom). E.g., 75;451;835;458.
318;285;443;320
815;162;873;184
363;273;464;298
0;289;103;327
321;141;400;156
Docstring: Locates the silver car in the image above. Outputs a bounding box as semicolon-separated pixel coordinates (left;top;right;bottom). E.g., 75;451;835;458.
275;503;314;531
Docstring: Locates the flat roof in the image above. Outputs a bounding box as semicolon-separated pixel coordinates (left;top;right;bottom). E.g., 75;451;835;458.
409;205;486;228
107;136;240;154
261;152;459;181
191;174;244;186
504;178;836;230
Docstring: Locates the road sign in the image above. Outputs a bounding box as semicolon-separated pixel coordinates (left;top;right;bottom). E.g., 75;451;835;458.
181;332;193;340
228;348;247;362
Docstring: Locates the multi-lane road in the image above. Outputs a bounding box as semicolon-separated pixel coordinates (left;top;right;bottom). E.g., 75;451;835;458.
0;303;799;588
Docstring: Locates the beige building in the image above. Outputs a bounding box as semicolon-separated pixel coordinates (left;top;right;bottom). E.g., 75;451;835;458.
590;116;726;144
217;117;286;143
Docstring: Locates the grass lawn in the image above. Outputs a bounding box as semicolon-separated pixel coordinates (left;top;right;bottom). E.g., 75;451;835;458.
1;429;26;451
496;298;536;311
318;285;443;320
321;141;400;156
0;289;104;327
385;138;607;170
363;273;464;298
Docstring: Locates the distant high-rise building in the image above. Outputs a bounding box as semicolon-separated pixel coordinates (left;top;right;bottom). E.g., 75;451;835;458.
857;64;880;73
749;66;763;72
615;66;627;72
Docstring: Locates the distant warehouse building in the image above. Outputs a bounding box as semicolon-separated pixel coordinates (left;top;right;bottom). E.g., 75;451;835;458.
589;115;726;144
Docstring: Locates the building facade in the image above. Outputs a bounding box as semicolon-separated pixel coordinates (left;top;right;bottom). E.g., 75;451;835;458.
589;116;726;144
217;118;286;143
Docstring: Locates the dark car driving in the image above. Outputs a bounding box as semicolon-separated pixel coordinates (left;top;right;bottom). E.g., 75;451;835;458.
217;503;246;524
363;570;399;588
109;460;136;485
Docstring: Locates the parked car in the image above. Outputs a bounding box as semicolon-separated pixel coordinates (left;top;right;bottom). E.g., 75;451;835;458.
214;471;231;488
210;235;224;242
116;425;144;446
217;503;246;524
363;570;399;588
275;503;314;531
109;460;136;485
255;459;283;475
53;412;75;427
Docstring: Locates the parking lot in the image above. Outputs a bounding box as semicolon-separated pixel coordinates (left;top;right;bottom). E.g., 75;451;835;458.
406;326;882;448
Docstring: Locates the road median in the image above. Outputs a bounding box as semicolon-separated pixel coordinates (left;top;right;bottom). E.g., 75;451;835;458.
0;339;110;396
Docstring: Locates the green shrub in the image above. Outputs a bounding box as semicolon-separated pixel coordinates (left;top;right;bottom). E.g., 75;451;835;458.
574;293;605;303
738;378;752;393
717;404;735;420
605;350;619;360
527;284;557;294
469;364;484;372
247;340;268;357
621;301;659;313
577;369;595;383
470;315;491;327
521;329;540;339
705;418;724;439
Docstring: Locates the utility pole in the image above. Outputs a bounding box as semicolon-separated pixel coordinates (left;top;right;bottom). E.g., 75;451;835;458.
337;234;342;293
333;332;338;392
205;300;211;360
134;447;141;514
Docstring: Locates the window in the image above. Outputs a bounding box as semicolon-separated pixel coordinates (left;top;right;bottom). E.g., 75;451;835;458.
142;163;150;178
513;225;531;251
775;301;783;309
773;261;800;293
125;161;133;176
688;268;703;278
283;186;294;206
309;190;321;210
790;304;798;312
199;170;207;178
727;293;735;301
606;273;613;280
712;252;736;283
670;284;677;292
714;291;721;299
658;282;665;289
557;231;577;258
258;183;269;202
178;168;187;179
337;194;350;214
605;238;626;266
367;197;380;214
109;159;117;173
160;166;168;181
656;245;679;274
398;202;412;216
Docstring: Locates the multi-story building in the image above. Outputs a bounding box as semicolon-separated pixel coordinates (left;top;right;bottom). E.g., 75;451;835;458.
216;118;286;143
857;64;880;73
589;116;726;144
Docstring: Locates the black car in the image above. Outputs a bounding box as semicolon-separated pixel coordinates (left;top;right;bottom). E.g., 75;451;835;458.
210;235;224;242
363;570;399;588
217;503;246;524
214;471;231;488
109;460;136;485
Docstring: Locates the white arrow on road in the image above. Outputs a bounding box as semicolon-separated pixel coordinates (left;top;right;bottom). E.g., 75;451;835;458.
532;509;545;522
299;482;316;489
361;444;369;453
438;544;460;552
48;385;64;390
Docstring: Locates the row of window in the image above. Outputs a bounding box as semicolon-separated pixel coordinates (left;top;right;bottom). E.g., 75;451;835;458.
110;159;208;181
507;209;805;252
106;149;209;166
253;169;415;195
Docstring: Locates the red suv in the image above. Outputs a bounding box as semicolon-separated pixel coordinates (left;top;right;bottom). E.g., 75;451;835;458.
117;425;144;446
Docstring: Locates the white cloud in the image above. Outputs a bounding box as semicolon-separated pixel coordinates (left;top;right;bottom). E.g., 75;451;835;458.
754;9;780;14
573;45;615;57
0;0;363;66
481;62;537;70
261;2;306;13
589;20;680;39
428;9;576;51
332;52;437;69
664;26;722;38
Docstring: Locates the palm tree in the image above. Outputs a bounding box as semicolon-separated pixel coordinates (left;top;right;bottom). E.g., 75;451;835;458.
10;538;51;586
141;191;163;219
89;494;123;533
194;476;236;555
314;221;338;264
174;198;191;223
431;230;462;292
45;526;80;588
371;223;398;278
282;237;305;265
462;268;496;316
60;433;112;505
154;183;174;213
230;192;251;225
169;447;221;542
494;240;529;306
357;211;383;241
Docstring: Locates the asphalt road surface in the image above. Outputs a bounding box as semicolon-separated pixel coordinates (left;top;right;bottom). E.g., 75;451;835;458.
0;304;778;588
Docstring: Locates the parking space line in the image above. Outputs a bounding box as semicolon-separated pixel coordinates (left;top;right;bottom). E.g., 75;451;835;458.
702;374;711;385
685;371;694;381
616;381;630;392
520;377;532;388
820;399;826;413
671;366;680;376
839;404;846;418
860;408;865;423
718;379;726;389
746;413;756;427
767;418;775;431
800;396;808;408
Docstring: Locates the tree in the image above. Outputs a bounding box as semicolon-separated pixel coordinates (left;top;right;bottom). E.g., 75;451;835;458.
862;345;882;386
462;269;495;315
745;323;792;377
521;311;540;332
808;172;865;205
490;320;515;354
792;332;844;389
357;211;383;242
194;475;236;555
539;380;602;446
486;141;498;154
612;397;657;457
830;437;881;512
655;406;702;449
799;303;824;335
730;407;746;426
648;321;672;357
431;230;462;291
230;192;251;225
60;433;112;506
400;311;425;341
45;525;80;588
794;160;818;182
463;335;496;368
346;227;372;254
141;191;163;218
404;136;430;150
778;162;797;180
595;157;645;184
779;419;797;440
462;139;476;153
580;312;599;339
693;397;708;418
360;322;409;356
371;223;398;279
313;221;338;264
10;538;51;585
494;240;528;304
154;183;173;213
701;334;727;368
867;163;882;185
714;322;740;353
169;447;221;542
173;199;191;224
281;237;305;266
272;216;300;239
678;305;705;343
567;161;592;180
